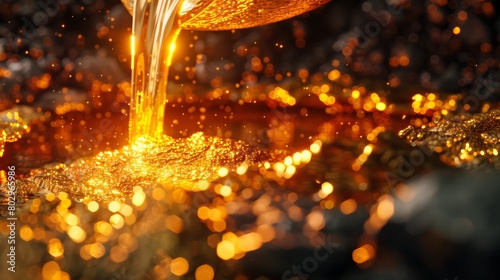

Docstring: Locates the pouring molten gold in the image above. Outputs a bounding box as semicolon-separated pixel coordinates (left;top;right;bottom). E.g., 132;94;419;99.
122;0;330;142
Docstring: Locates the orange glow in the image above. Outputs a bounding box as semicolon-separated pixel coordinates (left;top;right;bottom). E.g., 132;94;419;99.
237;232;263;252
213;219;227;232
68;225;86;243
218;167;229;177
108;201;121;213
219;185;232;196
89;243;105;258
310;140;322;154
110;245;128;263
87;201;99;212
257;224;276;242
195;264;215;280
306;210;325;231
152;187;166;200
328;69;341;80
132;189;146;206
173;189;187;203
65;213;79;226
457;11;467;21
340;199;357;215
95;221;113;236
377;199;394;220
236;163;248;175
399;56;410;67
351;89;360;99
48;238;64;258
170;257;189;276
198;206;210;220
208;207;226;221
20;225;34;241
352;244;375;264
217;240;236;260
321;182;334;195
42;261;62;280
269;87;296;106
376;102;387;111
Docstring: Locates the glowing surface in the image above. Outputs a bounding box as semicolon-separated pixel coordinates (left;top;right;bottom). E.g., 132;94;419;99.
179;0;331;30
400;109;500;166
12;133;271;201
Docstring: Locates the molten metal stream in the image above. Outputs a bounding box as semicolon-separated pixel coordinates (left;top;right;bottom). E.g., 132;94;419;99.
127;0;330;143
